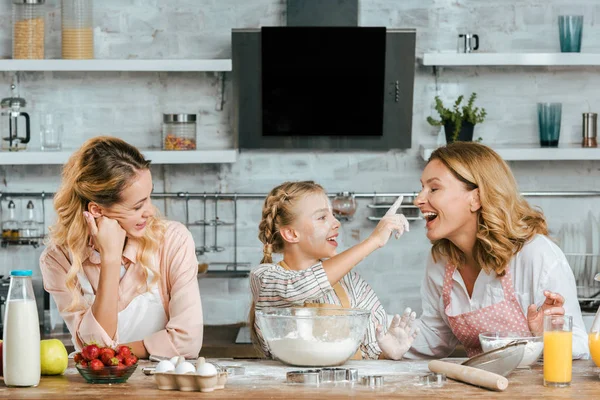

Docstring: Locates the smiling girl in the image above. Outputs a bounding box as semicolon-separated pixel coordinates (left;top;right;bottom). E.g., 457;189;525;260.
249;181;418;360
40;136;203;359
406;142;588;359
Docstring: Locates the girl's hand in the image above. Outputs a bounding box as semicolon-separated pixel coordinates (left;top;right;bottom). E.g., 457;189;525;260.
527;290;565;336
376;307;419;360
83;211;126;263
368;196;410;248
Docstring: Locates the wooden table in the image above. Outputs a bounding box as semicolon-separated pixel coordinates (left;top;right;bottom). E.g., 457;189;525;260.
0;359;598;399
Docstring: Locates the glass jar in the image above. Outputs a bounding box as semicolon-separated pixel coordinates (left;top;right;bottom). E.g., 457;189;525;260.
12;0;45;60
162;114;197;150
61;0;94;59
2;200;20;241
20;200;40;239
332;192;357;221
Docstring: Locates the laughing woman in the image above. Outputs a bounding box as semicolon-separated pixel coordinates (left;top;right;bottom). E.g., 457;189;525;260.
40;136;203;359
406;142;588;359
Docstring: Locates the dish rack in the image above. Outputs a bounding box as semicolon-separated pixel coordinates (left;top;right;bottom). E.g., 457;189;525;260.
569;253;600;311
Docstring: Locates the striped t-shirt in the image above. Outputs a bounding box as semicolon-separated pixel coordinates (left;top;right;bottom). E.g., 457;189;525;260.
250;261;387;360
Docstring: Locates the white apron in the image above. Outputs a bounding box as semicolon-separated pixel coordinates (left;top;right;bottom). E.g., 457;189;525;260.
75;265;168;348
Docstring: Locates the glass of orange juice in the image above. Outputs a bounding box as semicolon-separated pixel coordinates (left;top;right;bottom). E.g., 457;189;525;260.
543;315;572;387
588;307;600;367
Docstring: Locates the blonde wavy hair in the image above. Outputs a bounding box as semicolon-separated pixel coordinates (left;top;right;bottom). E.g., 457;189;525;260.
249;181;325;352
428;142;548;275
48;136;167;312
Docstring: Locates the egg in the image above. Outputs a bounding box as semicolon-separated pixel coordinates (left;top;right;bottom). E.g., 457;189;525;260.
195;356;218;376
169;356;182;366
174;361;196;375
155;360;175;373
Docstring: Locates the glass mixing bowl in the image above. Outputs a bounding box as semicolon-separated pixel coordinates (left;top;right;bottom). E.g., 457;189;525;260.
479;331;543;368
256;307;370;367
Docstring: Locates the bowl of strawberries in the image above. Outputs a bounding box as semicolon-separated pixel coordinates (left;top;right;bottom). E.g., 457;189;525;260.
74;344;139;384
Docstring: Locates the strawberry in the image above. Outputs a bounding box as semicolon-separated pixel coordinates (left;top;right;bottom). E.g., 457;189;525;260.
79;360;88;368
99;348;116;366
89;359;104;371
81;344;100;361
116;345;132;358
107;357;119;366
115;354;124;363
123;355;138;367
73;352;84;364
114;362;127;377
98;347;115;359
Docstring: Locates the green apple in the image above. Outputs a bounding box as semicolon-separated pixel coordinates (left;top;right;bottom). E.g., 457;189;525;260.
40;339;68;375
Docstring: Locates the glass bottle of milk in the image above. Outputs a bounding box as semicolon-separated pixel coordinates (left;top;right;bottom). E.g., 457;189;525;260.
3;270;40;387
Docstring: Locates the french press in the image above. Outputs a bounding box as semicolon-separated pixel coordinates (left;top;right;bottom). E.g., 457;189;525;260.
1;92;30;151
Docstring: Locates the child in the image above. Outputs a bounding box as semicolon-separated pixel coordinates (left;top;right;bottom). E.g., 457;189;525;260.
249;181;418;360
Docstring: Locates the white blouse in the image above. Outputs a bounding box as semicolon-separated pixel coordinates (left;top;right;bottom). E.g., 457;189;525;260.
406;234;589;360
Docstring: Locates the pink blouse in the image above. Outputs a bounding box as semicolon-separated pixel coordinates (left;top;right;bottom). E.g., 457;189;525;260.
40;221;203;358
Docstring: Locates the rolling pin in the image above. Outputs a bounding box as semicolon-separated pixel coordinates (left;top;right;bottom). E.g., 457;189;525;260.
428;360;508;392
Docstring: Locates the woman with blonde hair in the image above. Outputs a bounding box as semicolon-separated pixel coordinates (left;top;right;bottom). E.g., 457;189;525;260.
40;136;203;359
250;181;419;360
407;141;588;359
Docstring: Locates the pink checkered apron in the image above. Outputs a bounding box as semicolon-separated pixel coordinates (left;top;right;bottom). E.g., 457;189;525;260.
443;263;530;357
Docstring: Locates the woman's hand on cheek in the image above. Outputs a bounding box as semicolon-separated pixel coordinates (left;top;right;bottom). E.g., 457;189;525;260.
526;290;565;336
376;307;419;360
83;211;126;263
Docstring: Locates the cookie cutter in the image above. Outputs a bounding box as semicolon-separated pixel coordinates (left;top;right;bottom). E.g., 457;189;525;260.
417;373;446;388
286;368;359;384
320;368;348;383
286;369;321;384
346;368;358;382
362;375;384;387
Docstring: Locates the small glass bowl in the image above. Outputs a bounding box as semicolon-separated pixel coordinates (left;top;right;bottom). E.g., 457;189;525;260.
75;363;138;384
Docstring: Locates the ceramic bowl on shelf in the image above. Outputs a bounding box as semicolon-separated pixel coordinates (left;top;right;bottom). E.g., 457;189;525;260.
255;307;370;367
75;363;138;384
479;331;543;368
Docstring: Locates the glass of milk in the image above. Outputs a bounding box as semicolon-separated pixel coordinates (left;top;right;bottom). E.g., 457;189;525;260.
3;270;41;387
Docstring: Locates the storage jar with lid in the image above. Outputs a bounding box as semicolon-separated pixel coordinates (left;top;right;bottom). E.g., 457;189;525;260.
12;0;45;60
332;192;357;221
162;114;197;150
61;0;94;59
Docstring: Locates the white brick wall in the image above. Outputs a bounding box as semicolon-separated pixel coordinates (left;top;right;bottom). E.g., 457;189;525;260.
0;1;599;324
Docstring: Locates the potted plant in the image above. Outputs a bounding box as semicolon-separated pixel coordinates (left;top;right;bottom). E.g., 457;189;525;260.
427;93;487;143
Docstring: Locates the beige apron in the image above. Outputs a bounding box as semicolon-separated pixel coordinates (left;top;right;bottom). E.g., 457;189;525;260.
279;261;362;360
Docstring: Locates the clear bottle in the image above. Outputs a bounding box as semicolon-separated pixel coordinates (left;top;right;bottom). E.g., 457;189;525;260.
61;0;94;59
162;113;197;150
1;200;20;241
3;270;41;387
20;200;39;239
12;0;46;60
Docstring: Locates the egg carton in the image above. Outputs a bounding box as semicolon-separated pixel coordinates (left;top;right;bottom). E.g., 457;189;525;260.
154;370;228;392
152;356;228;393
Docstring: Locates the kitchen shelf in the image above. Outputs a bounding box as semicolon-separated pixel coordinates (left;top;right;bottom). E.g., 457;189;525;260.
420;144;600;161
0;149;238;165
0;59;232;72
421;53;600;66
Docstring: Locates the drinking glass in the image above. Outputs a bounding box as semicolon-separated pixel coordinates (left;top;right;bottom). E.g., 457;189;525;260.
558;15;583;53
40;112;62;151
537;103;562;147
543;314;572;387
